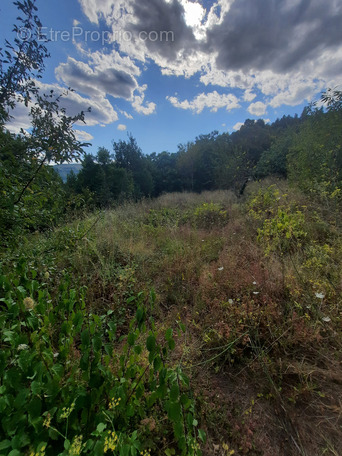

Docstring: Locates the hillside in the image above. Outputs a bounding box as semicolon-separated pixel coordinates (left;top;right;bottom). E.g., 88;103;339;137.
1;182;341;455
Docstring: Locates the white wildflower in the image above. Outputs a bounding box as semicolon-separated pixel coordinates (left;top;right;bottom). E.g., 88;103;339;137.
218;267;224;271
315;292;325;299
322;316;331;322
18;344;29;351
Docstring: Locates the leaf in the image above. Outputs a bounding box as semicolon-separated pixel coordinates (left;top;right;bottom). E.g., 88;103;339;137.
81;329;90;348
0;440;11;451
198;429;206;443
8;450;21;456
170;384;179;402
96;423;106;433
127;333;135;346
165;328;173;341
146;335;156;352
168;401;181;422
168;338;176;350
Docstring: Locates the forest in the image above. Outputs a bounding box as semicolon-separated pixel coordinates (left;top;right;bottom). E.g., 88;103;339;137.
0;1;341;456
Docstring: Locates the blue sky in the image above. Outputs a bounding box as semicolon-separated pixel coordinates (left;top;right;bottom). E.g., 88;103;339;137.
2;0;342;156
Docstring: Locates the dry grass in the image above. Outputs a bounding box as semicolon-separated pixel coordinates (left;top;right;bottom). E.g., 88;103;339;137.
28;183;342;455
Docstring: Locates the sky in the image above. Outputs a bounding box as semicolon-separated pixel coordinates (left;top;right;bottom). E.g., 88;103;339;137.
1;0;342;156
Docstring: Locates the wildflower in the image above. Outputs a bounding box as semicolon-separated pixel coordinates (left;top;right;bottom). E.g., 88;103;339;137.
109;397;121;410
322;316;331;322
60;402;75;419
315;292;325;299
44;271;50;279
18;344;29;351
218;267;224;271
104;431;118;453
69;435;83;455
228;299;233;304
253;292;260;295
23;297;35;310
140;449;151;456
43;413;51;428
29;444;47;456
252;281;257;285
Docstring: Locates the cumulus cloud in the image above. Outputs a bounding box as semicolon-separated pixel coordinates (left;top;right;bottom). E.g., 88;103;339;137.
132;85;156;115
5;102;31;134
205;0;342;74
117;124;127;131
167;91;240;114
37;82;118;126
233;122;244;131
69;0;342;119
243;89;256;102
120;110;134;120
74;129;94;141
55;57;137;100
247;101;267;116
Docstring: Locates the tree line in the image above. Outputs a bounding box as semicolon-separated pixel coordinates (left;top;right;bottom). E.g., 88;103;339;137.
65;101;342;207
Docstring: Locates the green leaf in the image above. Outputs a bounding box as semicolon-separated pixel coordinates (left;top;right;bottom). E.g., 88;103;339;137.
165;328;173;341
168;401;181;422
0;440;11;451
127;333;135;346
64;439;70;450
146;335;156;352
198;429;206;443
81;329;90;348
8;450;21;456
96;422;106;433
168;338;176;350
170;384;179;402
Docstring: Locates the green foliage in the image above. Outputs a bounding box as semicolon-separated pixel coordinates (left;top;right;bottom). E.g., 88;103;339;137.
248;186;307;255
0;0;49;124
0;262;203;456
191;203;228;229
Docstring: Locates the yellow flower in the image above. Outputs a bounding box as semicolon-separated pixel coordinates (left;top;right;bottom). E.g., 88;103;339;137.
60;402;75;419
104;431;118;453
140;449;151;456
108;397;121;410
23;297;35;310
69;435;83;455
43;413;51;428
29;445;47;456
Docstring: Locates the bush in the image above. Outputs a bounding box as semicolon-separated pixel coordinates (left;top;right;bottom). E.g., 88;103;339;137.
0;261;204;456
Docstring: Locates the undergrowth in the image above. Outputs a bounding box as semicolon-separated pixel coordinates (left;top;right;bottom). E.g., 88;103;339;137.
1;184;341;456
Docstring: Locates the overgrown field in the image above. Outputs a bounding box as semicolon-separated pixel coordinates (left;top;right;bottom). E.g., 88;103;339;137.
1;181;341;456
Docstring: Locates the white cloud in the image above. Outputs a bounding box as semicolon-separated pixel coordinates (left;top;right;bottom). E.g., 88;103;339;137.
55;57;137;100
120;110;134;119
117;124;127;131
68;0;342;121
74;130;94;141
37;82;118;126
132;85;156;115
243;89;256;102
233;122;244;131
5;102;31;134
247;101;267;116
167;91;240;114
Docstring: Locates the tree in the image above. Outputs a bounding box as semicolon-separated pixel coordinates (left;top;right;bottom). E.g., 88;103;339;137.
113;134;153;197
0;0;91;246
0;0;49;124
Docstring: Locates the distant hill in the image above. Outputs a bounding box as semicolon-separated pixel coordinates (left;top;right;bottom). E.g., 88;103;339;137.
52;164;82;182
